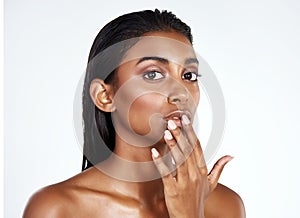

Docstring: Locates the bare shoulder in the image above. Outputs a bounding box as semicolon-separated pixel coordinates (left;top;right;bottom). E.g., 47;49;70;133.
23;167;117;218
23;182;73;218
23;168;97;218
205;183;246;218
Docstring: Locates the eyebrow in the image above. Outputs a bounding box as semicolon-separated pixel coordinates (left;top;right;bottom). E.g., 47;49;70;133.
136;56;199;66
136;56;169;65
184;58;199;65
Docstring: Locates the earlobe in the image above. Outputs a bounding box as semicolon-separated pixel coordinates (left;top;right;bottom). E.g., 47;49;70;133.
89;79;115;112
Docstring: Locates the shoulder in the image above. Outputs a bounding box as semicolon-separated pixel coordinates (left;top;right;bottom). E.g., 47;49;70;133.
23;170;90;218
23;168;114;218
205;183;246;218
23;183;73;218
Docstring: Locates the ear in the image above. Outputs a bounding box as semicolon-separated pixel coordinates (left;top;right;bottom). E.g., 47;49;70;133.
89;79;115;112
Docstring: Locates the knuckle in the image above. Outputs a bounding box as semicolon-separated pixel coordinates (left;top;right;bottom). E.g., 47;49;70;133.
199;167;208;175
209;169;218;181
166;188;179;197
155;161;168;175
190;172;199;183
198;157;206;167
178;180;188;190
168;140;177;148
172;128;181;137
183;146;193;157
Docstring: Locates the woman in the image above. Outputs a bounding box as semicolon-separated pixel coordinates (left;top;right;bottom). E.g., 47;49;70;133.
23;9;245;217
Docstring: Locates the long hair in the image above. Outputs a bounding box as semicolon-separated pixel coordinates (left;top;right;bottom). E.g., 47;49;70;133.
82;9;193;171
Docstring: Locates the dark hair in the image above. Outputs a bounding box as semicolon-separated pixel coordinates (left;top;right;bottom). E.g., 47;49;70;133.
82;9;193;171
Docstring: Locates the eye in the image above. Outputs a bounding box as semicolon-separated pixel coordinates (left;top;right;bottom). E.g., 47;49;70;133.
143;71;165;80
182;72;200;81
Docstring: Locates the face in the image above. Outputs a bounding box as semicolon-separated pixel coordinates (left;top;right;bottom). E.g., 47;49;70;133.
111;31;200;147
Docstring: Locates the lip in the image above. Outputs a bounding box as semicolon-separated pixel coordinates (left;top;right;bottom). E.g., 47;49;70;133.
164;110;192;121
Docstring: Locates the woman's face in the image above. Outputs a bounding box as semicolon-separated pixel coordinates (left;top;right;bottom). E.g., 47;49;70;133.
111;31;200;147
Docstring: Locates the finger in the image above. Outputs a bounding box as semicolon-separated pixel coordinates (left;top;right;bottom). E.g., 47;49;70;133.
181;114;207;173
151;148;176;192
208;155;233;191
167;120;201;181
167;120;193;159
164;130;187;178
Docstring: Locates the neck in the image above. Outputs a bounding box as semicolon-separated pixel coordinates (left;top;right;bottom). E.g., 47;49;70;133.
95;135;173;202
113;134;169;161
105;135;173;180
96;156;167;205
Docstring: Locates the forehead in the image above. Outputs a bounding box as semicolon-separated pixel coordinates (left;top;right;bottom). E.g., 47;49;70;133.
121;34;196;65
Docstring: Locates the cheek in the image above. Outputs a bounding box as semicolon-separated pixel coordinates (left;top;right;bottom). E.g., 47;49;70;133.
186;86;200;122
129;94;165;135
188;85;200;107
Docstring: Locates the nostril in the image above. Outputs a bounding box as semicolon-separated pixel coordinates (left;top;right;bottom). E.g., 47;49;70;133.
168;93;188;104
171;98;180;103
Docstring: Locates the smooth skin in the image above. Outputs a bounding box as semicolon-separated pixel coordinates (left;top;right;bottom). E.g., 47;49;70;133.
23;32;245;218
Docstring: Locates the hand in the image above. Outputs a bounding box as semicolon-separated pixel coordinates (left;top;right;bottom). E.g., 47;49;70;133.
151;115;233;218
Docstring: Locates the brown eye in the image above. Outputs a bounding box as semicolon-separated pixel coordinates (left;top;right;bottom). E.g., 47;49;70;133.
182;72;199;81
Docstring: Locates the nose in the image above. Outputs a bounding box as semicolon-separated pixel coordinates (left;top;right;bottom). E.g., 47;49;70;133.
168;91;188;105
166;75;189;105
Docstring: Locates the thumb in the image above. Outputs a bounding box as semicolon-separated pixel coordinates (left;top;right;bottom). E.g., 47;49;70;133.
207;155;234;191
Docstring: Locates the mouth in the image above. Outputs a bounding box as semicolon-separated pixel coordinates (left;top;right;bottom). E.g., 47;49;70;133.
164;110;192;128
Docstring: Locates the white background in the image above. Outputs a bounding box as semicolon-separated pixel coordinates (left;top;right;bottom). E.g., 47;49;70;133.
4;0;300;217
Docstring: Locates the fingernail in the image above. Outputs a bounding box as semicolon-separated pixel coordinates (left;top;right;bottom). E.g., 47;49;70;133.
151;148;159;158
182;114;190;125
164;130;173;140
167;120;177;130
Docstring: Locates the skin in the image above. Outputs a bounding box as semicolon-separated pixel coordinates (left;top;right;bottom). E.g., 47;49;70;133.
23;31;246;218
